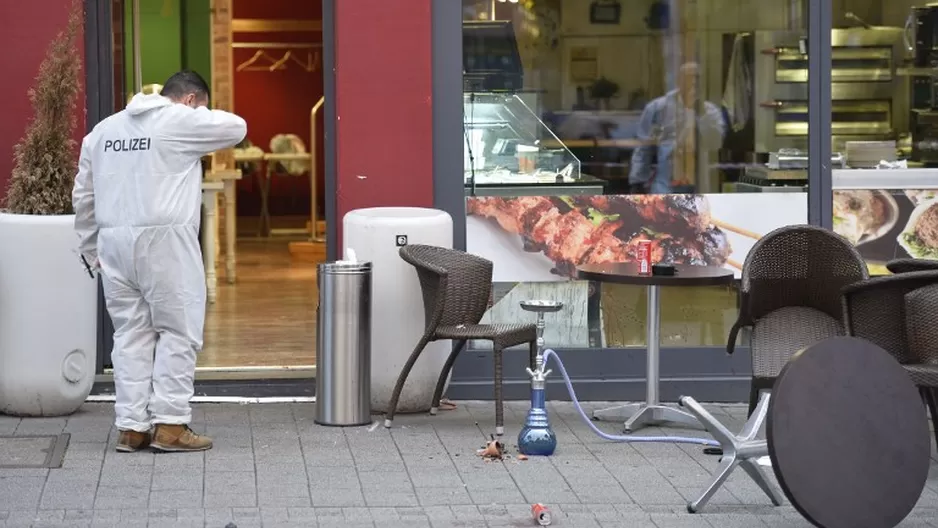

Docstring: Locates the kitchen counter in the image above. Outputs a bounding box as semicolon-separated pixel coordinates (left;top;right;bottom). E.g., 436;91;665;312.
464;170;606;197
833;168;938;190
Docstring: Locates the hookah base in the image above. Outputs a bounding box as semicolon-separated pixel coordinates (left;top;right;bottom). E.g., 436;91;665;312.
517;425;557;456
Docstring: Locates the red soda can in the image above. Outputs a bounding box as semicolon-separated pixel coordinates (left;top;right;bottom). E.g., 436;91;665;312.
637;239;652;275
531;503;551;526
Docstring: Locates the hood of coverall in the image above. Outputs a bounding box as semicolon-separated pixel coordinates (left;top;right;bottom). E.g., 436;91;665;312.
126;93;175;116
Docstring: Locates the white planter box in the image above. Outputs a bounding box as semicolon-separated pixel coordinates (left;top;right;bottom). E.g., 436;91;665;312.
344;207;454;413
0;213;98;416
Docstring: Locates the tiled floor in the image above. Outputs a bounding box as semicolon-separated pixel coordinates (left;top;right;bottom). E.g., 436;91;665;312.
0;401;936;527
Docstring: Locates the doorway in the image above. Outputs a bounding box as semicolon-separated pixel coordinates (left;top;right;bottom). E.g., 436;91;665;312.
99;0;326;382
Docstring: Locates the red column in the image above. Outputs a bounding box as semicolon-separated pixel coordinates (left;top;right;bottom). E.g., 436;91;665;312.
0;0;86;201
332;0;434;248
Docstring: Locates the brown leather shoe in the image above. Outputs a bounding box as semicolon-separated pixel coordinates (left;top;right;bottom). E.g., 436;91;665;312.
116;430;151;453
150;424;213;452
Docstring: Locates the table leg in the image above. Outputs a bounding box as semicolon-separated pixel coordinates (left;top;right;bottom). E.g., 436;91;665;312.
202;191;218;305
680;393;783;513
260;163;273;237
592;285;700;432
224;180;237;284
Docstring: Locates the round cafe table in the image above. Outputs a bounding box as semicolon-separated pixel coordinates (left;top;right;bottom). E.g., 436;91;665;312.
767;336;930;528
577;262;734;432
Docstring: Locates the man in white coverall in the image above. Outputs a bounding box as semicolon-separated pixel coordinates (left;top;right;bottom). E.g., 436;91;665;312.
72;71;247;453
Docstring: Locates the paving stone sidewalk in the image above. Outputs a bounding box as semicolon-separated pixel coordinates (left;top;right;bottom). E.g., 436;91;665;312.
0;401;936;528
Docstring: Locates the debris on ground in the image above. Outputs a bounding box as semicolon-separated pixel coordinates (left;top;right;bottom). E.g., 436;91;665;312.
474;438;531;462
477;434;505;460
532;503;552;525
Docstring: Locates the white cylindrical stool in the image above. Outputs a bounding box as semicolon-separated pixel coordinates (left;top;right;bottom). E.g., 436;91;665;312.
343;207;453;413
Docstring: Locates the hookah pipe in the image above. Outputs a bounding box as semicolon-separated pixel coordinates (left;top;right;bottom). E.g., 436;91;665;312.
517;300;720;456
518;352;557;456
518;300;560;456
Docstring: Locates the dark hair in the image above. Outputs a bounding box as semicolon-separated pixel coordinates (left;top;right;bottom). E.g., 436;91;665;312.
160;70;210;102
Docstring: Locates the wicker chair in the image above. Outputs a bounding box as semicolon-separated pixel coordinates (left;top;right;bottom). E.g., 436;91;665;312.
727;225;869;416
886;258;938;274
383;244;537;435
842;271;938;447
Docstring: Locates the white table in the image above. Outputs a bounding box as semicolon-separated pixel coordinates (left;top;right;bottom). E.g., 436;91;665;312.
260;152;312;237
201;181;224;304
206;169;242;284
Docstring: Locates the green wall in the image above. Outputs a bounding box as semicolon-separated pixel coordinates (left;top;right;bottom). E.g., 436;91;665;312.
182;0;212;83
123;0;211;101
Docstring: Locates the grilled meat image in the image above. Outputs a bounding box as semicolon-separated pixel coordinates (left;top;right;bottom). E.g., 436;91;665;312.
467;195;731;278
567;195;713;234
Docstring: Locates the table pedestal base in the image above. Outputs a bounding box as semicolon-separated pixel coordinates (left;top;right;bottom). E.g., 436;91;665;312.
592;403;700;432
678;393;784;513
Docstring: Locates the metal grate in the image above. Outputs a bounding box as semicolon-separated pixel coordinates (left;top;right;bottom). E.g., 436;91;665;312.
0;434;70;469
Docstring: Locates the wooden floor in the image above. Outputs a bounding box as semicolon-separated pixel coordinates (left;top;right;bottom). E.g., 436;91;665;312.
199;237;318;368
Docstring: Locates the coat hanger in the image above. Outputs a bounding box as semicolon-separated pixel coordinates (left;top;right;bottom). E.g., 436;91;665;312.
271;51;320;73
269;51;293;71
236;50;286;72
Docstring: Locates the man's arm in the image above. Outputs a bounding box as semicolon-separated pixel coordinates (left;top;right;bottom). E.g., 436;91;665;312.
159;106;248;158
697;101;727;150
628;102;658;185
72;136;98;267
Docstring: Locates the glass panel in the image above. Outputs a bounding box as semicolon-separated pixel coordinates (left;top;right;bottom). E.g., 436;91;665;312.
829;2;938;276
461;0;823;349
464;92;584;188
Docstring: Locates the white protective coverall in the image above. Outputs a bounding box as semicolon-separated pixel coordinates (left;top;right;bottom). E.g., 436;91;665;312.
72;93;247;432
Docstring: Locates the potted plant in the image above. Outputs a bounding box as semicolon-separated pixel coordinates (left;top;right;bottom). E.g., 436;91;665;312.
590;77;620;110
0;2;98;417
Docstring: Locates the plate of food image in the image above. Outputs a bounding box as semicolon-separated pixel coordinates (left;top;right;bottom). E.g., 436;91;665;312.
898;197;938;260
904;190;938;207
466;195;734;282
833;190;899;246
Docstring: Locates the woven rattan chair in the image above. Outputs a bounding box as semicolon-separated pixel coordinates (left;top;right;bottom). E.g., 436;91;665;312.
383;244;537;435
842;271;938;447
886;258;938;274
727;225;868;416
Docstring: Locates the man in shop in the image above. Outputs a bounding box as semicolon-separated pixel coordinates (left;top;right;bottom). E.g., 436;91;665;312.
72;70;247;453
628;62;726;194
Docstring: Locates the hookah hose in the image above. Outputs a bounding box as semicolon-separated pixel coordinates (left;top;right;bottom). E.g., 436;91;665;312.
540;349;719;447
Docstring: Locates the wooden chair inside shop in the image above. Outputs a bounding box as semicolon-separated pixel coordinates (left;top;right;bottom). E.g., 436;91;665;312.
384;245;538;435
726;225;869;416
842;270;938;448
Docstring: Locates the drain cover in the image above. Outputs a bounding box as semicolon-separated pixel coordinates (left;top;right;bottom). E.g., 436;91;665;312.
0;434;70;469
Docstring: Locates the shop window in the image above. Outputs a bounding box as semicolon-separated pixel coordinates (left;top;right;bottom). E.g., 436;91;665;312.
460;0;821;349
462;0;927;350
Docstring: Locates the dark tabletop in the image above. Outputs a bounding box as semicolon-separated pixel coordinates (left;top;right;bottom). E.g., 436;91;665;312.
575;263;735;287
767;336;931;528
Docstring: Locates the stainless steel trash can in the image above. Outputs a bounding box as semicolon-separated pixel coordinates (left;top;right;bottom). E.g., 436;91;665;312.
315;260;373;426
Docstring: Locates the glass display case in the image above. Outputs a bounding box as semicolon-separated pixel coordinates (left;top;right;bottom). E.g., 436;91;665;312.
464;92;603;196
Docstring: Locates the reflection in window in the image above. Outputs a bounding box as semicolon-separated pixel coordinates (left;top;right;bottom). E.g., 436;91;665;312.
461;0;823;349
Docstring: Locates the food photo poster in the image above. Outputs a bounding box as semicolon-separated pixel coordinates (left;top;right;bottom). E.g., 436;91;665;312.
466;191;938;282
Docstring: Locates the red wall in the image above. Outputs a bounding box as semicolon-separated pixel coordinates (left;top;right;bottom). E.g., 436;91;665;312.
232;0;324;218
333;0;434;248
0;0;86;201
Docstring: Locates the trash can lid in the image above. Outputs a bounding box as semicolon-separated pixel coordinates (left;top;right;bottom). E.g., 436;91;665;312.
319;261;372;274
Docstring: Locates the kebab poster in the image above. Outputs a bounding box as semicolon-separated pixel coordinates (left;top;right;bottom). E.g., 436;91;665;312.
466;193;808;282
833;189;938;275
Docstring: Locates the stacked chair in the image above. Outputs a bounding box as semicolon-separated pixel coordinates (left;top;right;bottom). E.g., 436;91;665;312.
843;261;938;447
727;225;869;415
